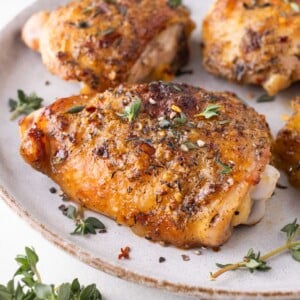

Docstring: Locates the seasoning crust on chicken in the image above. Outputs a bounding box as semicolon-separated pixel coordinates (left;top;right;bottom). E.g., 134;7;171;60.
22;0;194;92
274;97;300;188
19;82;279;248
202;0;300;96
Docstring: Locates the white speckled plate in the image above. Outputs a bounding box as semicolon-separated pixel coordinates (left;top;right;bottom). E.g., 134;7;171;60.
0;1;300;299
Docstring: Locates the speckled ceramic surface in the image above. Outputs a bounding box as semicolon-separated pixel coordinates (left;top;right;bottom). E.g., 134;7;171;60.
0;1;300;299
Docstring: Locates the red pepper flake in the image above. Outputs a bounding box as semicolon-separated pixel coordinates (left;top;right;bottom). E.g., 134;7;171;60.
86;106;97;113
279;36;288;43
118;246;131;260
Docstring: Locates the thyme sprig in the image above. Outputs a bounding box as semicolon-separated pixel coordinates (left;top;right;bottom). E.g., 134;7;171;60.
60;204;106;235
210;219;300;279
0;247;102;299
9;90;43;120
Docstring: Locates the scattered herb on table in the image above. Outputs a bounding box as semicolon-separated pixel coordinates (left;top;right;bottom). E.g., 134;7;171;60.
256;94;276;103
210;219;300;279
195;104;221;119
0;247;102;299
9;90;43;120
116;97;142;122
59;204;106;235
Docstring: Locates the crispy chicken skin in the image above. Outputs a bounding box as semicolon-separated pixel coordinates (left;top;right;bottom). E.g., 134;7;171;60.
202;0;300;96
274;98;300;187
19;82;277;248
22;0;194;92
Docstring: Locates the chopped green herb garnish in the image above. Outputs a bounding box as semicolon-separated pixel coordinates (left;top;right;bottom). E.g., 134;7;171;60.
117;97;142;122
66;105;86;114
195;104;221;119
256;94;276;103
217;160;232;174
9;90;43;120
210;219;300;279
168;0;182;8
0;247;102;299
173;112;187;125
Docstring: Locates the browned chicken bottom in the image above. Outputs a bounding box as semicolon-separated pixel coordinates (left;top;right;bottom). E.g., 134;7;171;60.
202;0;300;96
19;82;279;248
22;0;194;92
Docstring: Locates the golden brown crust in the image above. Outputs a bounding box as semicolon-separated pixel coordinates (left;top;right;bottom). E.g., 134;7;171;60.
202;0;300;95
22;0;194;92
274;97;300;188
19;82;271;247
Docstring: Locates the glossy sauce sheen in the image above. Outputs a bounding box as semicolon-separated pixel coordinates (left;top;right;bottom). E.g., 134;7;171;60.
19;82;271;248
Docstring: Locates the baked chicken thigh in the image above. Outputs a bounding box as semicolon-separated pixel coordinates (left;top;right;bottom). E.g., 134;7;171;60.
274;97;300;188
202;0;300;96
19;82;279;248
22;0;194;92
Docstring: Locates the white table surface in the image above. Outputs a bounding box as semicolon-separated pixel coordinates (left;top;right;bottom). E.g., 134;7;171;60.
0;1;194;299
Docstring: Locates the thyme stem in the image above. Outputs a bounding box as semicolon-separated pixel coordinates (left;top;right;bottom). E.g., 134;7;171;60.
211;240;300;279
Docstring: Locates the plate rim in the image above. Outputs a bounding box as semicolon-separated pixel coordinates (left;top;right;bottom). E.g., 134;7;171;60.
1;1;300;298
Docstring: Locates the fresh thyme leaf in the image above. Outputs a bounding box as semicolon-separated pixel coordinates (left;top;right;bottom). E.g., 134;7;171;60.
0;285;12;299
291;245;300;262
57;283;71;300
60;204;106;236
117;97;142;122
173;112;187;125
168;0;182;8
66;205;77;220
256;94;276;103
35;283;53;298
66;105;86;114
71;217;106;235
216;263;233;268
281;218;299;241
1;247;103;300
9;90;44;120
195;104;220;119
217;160;232;174
244;249;271;272
71;278;81;294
